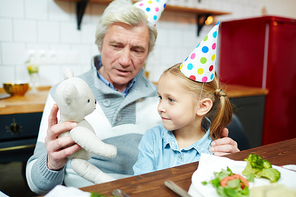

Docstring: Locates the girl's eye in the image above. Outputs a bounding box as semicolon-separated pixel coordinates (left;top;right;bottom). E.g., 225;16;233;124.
158;95;162;100
169;98;174;102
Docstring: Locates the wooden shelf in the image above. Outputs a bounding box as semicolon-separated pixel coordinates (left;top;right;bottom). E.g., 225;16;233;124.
56;0;230;15
54;0;231;35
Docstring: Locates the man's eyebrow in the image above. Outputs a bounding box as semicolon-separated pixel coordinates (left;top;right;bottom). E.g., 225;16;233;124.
109;40;121;45
109;40;146;51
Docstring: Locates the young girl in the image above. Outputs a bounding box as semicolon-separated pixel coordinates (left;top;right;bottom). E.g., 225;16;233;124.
133;22;233;175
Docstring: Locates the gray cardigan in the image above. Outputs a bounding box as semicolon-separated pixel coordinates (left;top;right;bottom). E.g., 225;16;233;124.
26;55;161;194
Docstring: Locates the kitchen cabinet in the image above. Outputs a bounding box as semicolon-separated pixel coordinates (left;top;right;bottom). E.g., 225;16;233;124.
222;84;268;149
219;16;296;145
54;0;231;35
0;113;42;163
0;87;50;164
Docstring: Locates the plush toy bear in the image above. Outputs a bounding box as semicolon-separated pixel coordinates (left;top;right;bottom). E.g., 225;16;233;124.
55;68;117;184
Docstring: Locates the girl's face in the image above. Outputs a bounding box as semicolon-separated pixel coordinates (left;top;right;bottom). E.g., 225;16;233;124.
157;73;199;131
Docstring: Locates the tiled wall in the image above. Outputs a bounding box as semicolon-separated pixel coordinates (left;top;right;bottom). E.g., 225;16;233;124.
0;0;292;87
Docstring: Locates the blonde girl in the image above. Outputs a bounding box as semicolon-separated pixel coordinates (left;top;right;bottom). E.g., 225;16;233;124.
133;63;233;175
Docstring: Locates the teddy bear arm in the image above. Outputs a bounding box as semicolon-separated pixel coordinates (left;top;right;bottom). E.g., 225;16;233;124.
70;126;117;159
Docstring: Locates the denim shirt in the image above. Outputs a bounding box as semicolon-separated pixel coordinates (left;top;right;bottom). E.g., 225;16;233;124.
133;124;213;175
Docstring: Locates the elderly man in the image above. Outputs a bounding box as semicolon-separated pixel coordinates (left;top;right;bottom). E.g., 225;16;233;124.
26;0;239;195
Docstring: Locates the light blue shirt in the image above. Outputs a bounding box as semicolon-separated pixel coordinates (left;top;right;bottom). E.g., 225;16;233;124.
133;124;213;175
96;60;136;97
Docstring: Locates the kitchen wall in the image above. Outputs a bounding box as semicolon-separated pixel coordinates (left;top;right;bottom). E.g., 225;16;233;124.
0;0;296;87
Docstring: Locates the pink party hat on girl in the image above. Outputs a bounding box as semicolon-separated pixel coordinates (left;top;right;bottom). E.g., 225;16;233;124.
180;22;220;83
134;0;167;26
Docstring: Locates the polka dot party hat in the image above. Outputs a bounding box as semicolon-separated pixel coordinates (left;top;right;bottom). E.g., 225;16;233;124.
180;22;220;83
134;0;167;26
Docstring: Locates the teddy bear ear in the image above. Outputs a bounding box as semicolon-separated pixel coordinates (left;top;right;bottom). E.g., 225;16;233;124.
63;67;74;80
64;83;77;105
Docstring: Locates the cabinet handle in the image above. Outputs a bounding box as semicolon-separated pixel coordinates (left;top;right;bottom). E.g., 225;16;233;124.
0;144;35;152
6;118;22;134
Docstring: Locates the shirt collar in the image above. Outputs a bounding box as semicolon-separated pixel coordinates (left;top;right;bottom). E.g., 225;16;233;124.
162;118;212;152
96;60;136;97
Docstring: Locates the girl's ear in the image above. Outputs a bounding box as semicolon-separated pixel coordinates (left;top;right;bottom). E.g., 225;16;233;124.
196;98;213;116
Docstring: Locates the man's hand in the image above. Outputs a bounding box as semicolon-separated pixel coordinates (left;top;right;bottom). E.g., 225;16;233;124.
209;127;240;156
45;104;81;170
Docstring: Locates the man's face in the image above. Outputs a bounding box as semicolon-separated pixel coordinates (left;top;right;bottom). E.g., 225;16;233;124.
99;23;150;92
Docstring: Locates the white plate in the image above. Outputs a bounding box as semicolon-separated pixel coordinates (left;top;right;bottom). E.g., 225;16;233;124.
191;156;296;197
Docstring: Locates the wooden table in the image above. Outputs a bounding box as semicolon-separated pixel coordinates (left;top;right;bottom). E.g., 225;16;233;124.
80;138;296;196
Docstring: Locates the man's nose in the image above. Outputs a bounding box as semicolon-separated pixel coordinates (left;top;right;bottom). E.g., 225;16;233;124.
119;48;131;67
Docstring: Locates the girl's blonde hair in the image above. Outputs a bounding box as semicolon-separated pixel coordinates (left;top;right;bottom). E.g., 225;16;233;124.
162;63;233;140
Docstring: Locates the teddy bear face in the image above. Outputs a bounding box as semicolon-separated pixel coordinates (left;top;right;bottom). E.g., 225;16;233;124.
55;77;96;123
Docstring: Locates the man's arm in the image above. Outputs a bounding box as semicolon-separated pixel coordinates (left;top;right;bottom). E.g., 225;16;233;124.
209;128;240;156
26;143;65;195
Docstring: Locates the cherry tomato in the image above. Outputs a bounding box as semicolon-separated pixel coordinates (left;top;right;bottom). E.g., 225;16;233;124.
220;174;249;189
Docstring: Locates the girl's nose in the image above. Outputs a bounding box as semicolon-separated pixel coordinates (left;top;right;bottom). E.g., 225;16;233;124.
157;102;166;113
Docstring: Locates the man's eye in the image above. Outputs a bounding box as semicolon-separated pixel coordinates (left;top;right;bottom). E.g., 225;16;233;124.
112;44;123;49
134;49;142;53
132;47;144;53
158;95;162;100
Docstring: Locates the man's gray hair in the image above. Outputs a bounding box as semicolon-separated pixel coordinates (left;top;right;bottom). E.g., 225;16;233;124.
95;0;158;54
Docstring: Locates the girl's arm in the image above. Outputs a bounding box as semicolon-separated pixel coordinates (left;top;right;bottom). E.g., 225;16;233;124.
133;130;156;175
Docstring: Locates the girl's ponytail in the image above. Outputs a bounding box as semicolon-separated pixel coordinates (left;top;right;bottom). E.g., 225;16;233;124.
210;88;232;139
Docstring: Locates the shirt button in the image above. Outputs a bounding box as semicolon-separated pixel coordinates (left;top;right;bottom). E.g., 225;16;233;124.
102;99;111;107
116;114;122;122
179;156;182;160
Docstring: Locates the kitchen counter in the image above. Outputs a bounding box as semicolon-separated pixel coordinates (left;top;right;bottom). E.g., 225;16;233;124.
0;84;268;115
221;84;268;98
0;86;51;115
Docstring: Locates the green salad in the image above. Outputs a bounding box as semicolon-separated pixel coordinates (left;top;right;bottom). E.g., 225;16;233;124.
201;153;281;197
202;167;250;197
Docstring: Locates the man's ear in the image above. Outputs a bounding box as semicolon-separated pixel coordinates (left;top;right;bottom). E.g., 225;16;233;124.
196;98;213;116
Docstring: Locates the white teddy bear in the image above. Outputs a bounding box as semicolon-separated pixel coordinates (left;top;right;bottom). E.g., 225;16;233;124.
55;68;117;184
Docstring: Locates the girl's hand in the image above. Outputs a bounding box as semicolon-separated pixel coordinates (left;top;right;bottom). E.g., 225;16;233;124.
209;128;240;156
